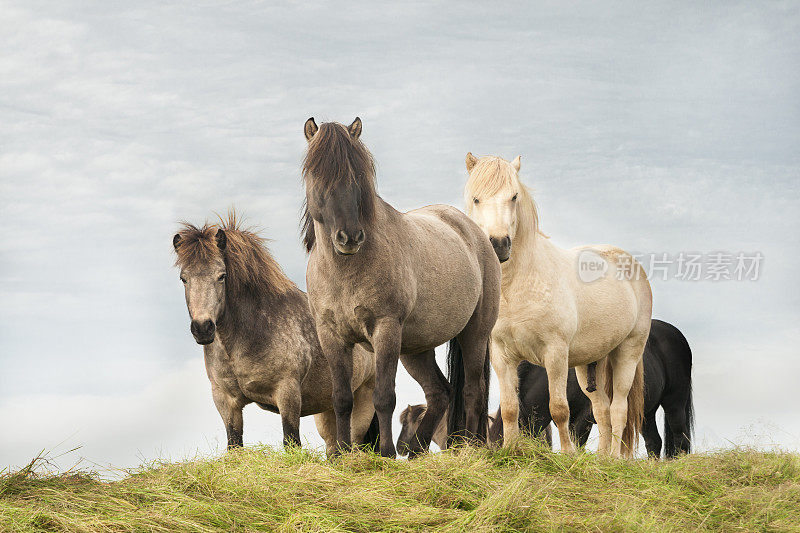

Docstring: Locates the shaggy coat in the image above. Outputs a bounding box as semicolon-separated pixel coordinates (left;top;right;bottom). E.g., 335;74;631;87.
173;215;377;453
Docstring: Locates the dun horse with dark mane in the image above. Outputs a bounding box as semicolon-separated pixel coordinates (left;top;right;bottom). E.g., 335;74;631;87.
173;214;378;454
302;118;501;457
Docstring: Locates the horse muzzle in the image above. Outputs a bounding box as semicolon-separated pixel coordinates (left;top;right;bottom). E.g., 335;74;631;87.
395;436;412;456
489;235;511;263
190;318;216;345
332;229;365;255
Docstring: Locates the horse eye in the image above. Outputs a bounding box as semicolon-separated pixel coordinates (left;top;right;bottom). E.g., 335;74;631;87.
473;198;479;205
180;277;187;284
218;273;226;282
511;193;518;202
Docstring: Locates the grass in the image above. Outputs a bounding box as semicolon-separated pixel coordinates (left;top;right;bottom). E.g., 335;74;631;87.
1;442;800;532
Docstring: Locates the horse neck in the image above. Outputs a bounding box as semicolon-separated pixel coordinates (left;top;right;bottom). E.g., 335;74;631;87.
501;219;553;291
216;282;294;350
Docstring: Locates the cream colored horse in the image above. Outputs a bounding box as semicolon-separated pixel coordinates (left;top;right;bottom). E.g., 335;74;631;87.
463;154;652;457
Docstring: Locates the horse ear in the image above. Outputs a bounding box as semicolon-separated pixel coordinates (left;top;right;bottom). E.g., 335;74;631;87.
511;155;521;172
172;233;182;250
466;152;478;172
304;117;318;141
215;228;227;251
348;117;362;139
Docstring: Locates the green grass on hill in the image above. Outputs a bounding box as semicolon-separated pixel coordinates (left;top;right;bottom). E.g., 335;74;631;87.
2;442;800;532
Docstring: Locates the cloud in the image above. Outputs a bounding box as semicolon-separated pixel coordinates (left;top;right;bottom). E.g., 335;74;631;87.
1;1;799;466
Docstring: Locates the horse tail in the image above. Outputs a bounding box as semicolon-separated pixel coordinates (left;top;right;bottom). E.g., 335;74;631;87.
604;357;644;457
446;338;465;447
665;335;694;457
360;413;381;451
623;359;645;457
446;338;491;446
480;342;490;443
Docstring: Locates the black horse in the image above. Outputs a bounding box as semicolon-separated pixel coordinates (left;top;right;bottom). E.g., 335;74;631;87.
489;319;694;458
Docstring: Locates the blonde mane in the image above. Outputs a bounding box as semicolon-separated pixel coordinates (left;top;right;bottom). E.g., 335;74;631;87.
464;156;544;243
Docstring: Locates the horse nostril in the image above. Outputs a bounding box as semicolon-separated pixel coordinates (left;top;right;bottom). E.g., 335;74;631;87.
191;319;215;338
355;230;365;244
504;236;511;249
335;230;348;245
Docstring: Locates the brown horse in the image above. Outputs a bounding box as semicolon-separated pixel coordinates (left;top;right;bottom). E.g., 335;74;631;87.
302;117;501;457
396;405;501;455
173;214;377;454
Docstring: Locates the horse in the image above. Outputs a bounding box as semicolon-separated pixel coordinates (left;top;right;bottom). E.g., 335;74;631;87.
173;214;379;455
301;118;501;457
488;319;694;458
464;153;652;457
396;405;500;455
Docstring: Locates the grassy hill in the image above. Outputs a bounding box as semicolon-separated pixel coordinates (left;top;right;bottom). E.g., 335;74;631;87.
2;442;799;532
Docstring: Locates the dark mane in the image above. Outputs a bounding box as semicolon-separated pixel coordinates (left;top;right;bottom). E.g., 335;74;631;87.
174;213;296;298
301;122;377;252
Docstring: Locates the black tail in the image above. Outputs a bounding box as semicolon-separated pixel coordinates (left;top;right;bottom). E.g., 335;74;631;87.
480;343;490;442
446;339;465;447
446;339;490;446
360;413;381;452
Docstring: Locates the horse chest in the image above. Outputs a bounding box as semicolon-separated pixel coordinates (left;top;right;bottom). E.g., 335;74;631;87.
204;347;248;401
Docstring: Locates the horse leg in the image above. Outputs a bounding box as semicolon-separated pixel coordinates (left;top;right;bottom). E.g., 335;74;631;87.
275;379;302;448
318;331;355;454
211;386;244;449
314;410;337;458
608;339;644;458
491;339;520;446
399;349;450;457
455;332;490;444
543;343;575;454
575;362;612;455
350;378;376;448
663;401;690;458
371;318;403;458
643;409;662;458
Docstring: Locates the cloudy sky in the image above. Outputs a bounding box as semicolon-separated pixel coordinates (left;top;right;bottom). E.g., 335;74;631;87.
1;2;798;473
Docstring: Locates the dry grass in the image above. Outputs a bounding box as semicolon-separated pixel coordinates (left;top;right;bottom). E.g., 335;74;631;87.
2;442;799;532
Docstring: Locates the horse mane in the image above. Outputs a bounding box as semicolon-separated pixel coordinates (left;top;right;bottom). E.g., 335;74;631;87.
174;212;296;298
301;122;377;252
398;404;427;425
464;155;544;243
174;223;219;269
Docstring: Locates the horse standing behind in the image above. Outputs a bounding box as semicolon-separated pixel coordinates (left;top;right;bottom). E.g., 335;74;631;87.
302;118;500;457
173;215;377;454
464;154;652;457
488;319;694;458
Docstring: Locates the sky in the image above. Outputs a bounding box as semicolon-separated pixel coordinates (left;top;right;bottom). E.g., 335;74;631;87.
1;1;798;474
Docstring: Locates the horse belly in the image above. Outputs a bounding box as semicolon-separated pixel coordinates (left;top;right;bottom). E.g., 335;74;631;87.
400;249;483;354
